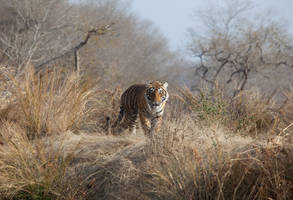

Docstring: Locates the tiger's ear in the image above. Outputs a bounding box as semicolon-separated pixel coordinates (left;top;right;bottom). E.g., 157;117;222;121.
145;80;152;87
163;82;168;90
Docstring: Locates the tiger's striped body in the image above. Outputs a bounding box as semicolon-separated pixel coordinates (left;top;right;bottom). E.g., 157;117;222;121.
112;81;169;136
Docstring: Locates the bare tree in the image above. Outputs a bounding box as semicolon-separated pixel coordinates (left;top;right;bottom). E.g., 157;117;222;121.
187;0;293;97
35;23;114;75
0;0;79;75
0;0;180;86
74;0;178;86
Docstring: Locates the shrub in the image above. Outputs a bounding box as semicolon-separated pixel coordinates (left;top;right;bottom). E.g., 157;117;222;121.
6;66;94;138
180;87;229;124
140;125;293;200
0;121;84;200
229;89;278;134
180;87;279;135
280;87;293;128
86;87;122;133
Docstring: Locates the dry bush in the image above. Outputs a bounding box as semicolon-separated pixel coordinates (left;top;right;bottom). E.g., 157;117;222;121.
164;90;191;122
142;142;293;200
3;66;94;139
0;85;288;200
138;118;293;200
0;66;16;122
280;88;293;127
69;112;293;200
179;87;229;125
85;87;122;133
0;121;84;200
0;65;291;200
229;89;279;134
179;87;279;135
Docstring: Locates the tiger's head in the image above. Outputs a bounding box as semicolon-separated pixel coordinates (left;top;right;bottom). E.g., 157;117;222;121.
145;81;169;108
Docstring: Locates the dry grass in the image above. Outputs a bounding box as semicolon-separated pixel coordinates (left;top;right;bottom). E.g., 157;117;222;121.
280;87;293;129
0;66;95;199
0;121;84;200
2;66;95;138
86;87;122;133
179;87;280;135
139;120;293;200
58;114;293;200
230;89;278;134
0;65;292;200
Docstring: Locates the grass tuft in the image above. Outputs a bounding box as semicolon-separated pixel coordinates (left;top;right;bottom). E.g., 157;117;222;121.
0;121;83;200
5;66;95;138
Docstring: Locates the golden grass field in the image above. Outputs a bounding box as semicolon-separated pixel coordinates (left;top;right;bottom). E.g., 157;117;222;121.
0;66;292;200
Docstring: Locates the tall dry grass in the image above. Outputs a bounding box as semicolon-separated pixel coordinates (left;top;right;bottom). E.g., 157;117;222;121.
0;121;84;200
141;140;293;199
86;87;122;133
230;89;278;134
179;87;280;135
280;87;293;128
2;66;95;138
65;110;292;200
0;66;96;199
123;86;291;199
0;65;292;199
135;114;293;200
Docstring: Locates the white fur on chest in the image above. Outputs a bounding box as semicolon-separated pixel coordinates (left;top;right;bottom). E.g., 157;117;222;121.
146;101;164;117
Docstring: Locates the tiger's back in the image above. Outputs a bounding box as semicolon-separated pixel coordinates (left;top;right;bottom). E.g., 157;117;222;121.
120;84;147;114
111;81;169;136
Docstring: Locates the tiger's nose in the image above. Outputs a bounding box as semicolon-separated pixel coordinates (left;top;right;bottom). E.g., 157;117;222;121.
152;102;160;106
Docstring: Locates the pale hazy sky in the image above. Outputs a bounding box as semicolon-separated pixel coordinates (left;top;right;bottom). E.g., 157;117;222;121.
131;0;293;50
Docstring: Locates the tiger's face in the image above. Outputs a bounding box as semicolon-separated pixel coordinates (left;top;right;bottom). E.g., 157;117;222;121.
145;81;169;108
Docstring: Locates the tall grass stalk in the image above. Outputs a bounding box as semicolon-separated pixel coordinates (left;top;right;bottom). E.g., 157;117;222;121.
8;66;94;138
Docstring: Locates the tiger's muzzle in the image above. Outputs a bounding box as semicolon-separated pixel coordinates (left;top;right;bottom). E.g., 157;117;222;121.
151;101;161;107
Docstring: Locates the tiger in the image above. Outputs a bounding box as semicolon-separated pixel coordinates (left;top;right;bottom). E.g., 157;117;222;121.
111;80;169;136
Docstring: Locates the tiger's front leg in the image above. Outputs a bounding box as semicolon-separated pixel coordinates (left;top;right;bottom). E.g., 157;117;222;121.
150;116;162;134
139;113;151;136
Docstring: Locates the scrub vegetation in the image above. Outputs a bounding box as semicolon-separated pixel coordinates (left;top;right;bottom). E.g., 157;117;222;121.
0;0;292;199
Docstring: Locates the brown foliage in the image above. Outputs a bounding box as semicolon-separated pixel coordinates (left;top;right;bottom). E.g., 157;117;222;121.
1;65;95;138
